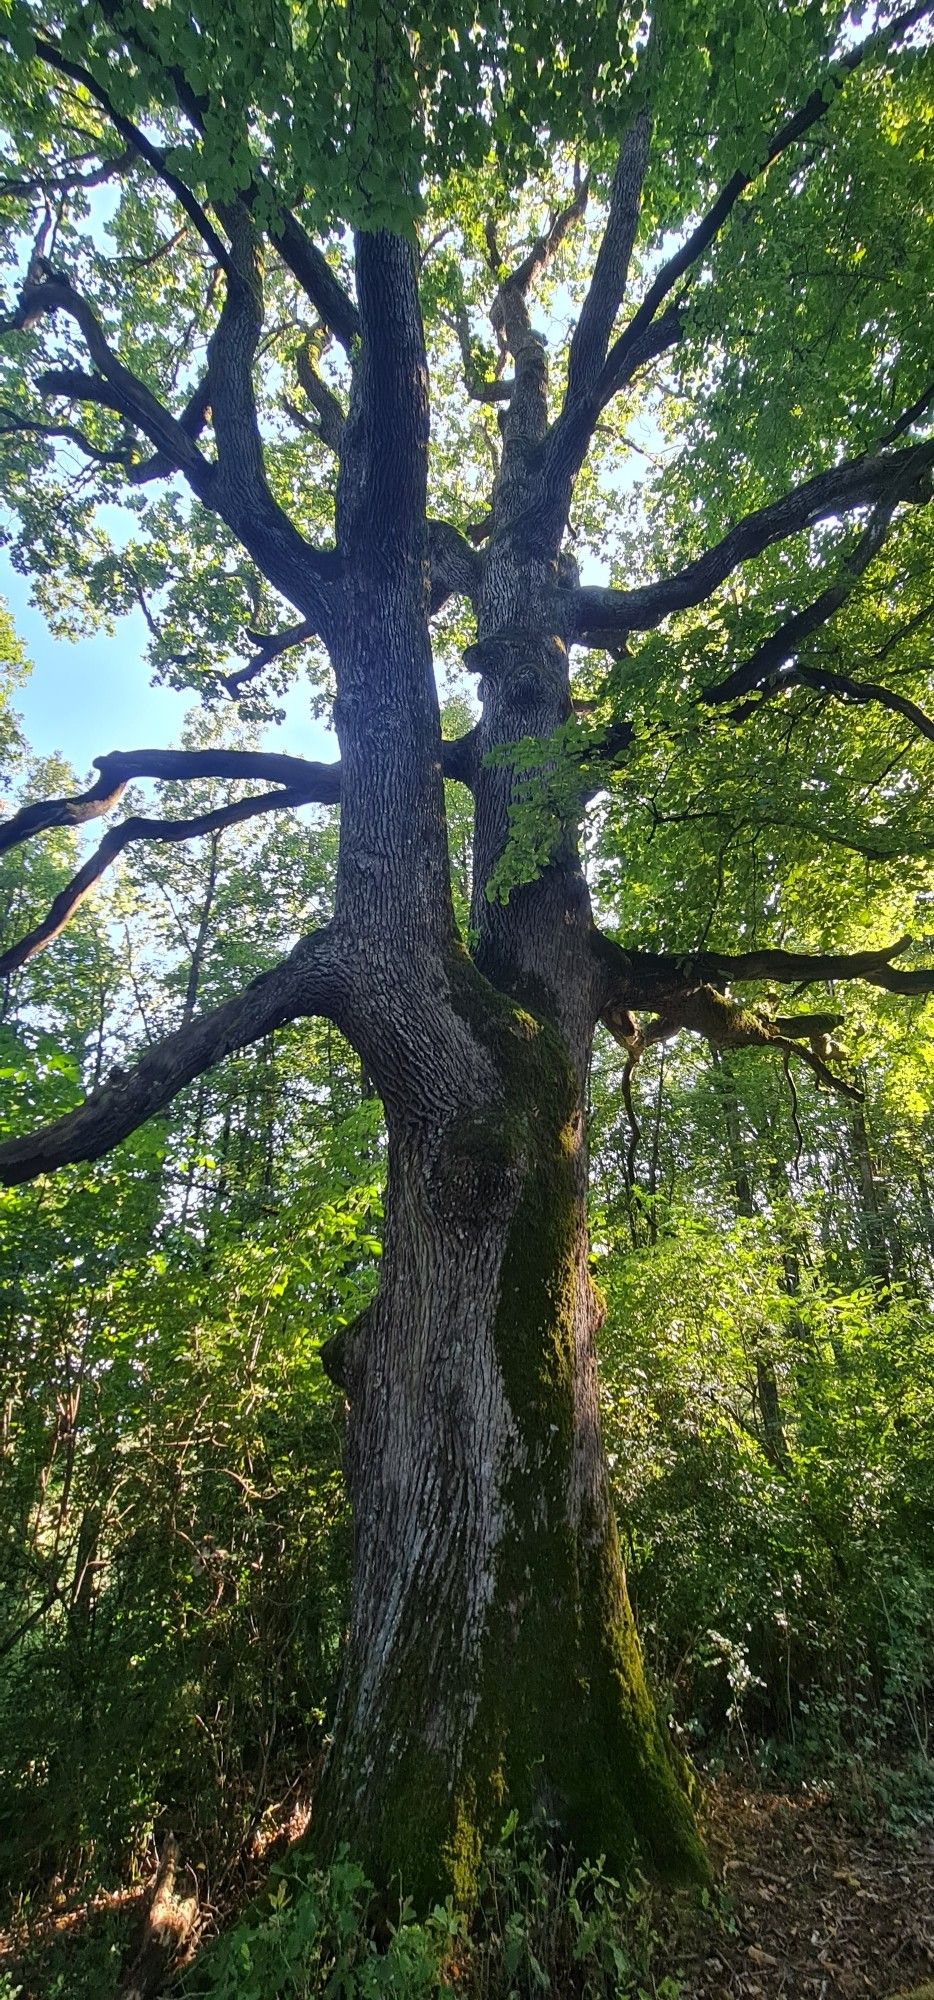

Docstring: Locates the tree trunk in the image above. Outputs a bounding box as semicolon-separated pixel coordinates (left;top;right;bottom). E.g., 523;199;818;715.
848;1103;894;1284
711;1049;789;1469
314;953;704;1902
305;253;707;1893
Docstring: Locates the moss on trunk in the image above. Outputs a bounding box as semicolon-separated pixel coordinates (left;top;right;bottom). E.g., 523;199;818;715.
463;966;706;1887
310;956;707;1906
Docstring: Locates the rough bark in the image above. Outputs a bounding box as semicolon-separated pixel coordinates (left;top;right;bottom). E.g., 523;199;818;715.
298;216;710;1895
314;954;705;1902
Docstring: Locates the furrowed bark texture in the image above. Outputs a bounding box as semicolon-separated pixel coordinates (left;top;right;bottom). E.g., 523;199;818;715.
314;957;704;1903
309;229;705;1901
8;8;934;1912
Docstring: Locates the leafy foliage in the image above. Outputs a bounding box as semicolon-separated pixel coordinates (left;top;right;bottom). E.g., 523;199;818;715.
0;706;932;1998
0;0;932;1981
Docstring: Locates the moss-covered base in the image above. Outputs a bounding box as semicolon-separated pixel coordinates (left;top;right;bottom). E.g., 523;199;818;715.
309;953;708;1908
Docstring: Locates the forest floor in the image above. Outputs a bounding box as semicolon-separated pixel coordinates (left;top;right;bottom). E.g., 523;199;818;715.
2;1776;933;1998
659;1777;934;2000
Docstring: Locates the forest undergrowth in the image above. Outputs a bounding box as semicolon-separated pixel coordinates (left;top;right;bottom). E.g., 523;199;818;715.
2;729;934;1998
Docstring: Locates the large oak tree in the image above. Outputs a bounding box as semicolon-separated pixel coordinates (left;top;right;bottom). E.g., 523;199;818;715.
1;0;933;1900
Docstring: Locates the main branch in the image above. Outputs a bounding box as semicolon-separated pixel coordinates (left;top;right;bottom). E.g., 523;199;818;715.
594;932;934;1012
0;748;342;855
566;441;934;644
0;789;323;977
594;0;932;411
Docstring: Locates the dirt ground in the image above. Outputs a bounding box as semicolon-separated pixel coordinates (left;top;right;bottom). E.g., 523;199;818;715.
661;1779;934;2000
3;1778;933;1997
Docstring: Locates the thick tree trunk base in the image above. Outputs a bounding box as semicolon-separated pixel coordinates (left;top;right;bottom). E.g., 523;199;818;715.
311;957;706;1906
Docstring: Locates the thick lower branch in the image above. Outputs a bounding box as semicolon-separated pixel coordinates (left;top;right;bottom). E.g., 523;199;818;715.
0;735;480;860
0;748;342;855
0;789;320;977
1;735;479;859
593;930;934;1011
0;928;341;1185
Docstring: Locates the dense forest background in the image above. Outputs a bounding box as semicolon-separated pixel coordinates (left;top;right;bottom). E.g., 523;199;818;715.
2;627;932;1996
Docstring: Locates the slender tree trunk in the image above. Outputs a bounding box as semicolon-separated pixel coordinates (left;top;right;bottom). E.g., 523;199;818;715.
711;1049;789;1469
916;1164;934;1281
848;1103;893;1284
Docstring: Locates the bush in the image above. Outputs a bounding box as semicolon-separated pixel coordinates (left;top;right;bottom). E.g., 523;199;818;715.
182;1824;680;2000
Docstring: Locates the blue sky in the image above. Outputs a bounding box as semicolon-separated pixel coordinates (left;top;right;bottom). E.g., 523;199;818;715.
2;550;336;779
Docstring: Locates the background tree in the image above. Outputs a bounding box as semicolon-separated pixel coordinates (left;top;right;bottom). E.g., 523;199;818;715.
0;0;933;1903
